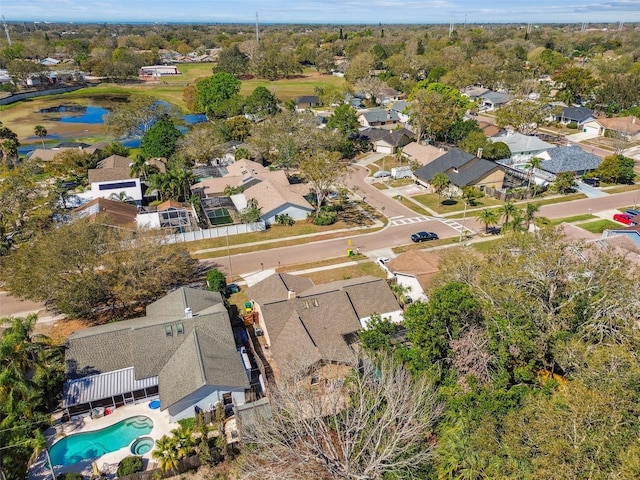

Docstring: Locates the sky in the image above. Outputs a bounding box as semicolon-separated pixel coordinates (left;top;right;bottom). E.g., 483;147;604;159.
1;0;640;25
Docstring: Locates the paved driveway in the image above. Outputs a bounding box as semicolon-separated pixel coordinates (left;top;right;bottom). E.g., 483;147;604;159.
575;181;609;198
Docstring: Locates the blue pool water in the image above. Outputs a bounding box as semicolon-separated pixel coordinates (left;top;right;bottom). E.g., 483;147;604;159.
49;415;154;467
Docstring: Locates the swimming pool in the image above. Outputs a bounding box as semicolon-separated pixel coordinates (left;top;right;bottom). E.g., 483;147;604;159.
49;415;154;467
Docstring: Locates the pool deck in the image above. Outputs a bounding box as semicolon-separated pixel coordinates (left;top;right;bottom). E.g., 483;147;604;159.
29;401;178;480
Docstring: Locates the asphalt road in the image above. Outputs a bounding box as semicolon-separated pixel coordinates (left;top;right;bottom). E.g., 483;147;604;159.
208;162;640;277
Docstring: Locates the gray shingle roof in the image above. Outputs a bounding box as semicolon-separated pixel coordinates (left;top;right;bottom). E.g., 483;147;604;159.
255;275;400;375
560;106;594;123
540;146;603;174
247;273;314;306
65;287;246;410
414;148;504;187
489;132;556;154
481;91;509;105
360;109;400;123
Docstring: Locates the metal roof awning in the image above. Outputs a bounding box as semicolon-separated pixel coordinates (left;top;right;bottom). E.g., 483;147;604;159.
63;367;158;408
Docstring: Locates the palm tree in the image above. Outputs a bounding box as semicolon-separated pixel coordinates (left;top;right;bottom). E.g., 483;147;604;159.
524;202;540;231
431;172;450;203
33;125;48;148
129;154;149;179
475;208;500;234
525;157;543;196
499;201;517;228
34;125;48;149
153;435;180;473
507;208;525;232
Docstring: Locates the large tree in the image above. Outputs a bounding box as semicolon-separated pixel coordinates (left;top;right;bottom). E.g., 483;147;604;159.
214;44;249;77
299;150;347;213
326;104;360;135
105;94;174;138
244;86;279;119
4;219;196;319
495;100;547;135
194;72;243;118
241;354;443;480
140;114;183;159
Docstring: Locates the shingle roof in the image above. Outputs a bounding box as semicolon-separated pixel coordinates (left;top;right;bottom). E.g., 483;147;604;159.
597;116;640;136
402;141;445;165
390;100;410;113
481;91;509;105
295;95;320;104
490;132;556;154
72;197;138;227
248;273;314;306
360;109;400;124
88;155;134;183
254;275;400;375
244;179;313;218
540;146;603;174
414;148;504;187
159;329;248;409
64;287;246;410
561;106;594;123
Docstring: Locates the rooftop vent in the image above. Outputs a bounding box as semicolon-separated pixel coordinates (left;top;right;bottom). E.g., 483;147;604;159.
185;307;193;318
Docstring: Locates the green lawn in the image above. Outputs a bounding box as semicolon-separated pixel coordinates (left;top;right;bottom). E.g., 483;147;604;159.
412;194;504;215
578;219;622;234
549;214;596;225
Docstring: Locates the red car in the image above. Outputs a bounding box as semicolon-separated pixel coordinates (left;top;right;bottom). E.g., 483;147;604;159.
613;213;634;225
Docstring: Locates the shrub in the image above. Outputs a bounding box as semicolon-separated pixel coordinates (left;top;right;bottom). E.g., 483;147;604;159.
275;213;295;226
312;207;337;226
116;456;144;477
566;122;578;129
206;269;227;293
57;473;83;480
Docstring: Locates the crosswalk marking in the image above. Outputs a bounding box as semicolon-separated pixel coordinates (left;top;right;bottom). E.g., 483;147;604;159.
389;215;475;235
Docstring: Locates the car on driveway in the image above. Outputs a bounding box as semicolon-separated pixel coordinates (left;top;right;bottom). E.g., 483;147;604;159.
411;231;439;242
582;177;600;187
613;213;634;225
226;283;241;295
373;170;391;178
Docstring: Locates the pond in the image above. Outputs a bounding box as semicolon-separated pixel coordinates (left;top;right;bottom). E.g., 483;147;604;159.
38;105;109;124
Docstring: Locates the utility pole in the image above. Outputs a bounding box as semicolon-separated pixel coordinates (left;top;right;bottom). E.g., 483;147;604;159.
2;16;11;46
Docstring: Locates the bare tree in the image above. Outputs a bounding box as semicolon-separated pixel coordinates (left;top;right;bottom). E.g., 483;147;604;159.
240;354;443;480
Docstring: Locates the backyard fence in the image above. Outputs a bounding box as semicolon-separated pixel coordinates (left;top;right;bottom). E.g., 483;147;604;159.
163;221;266;244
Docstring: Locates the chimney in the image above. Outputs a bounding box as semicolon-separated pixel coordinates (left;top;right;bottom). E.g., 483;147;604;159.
287;290;296;299
477;147;484;158
184;307;193;318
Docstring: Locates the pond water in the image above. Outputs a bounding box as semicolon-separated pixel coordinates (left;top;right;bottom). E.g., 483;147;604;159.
38;105;109;124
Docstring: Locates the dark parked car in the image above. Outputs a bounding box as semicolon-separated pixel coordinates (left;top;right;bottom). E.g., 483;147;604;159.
582;177;600;187
226;283;241;295
411;231;439;242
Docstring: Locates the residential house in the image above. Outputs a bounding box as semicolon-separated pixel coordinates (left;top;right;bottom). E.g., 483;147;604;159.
362;127;414;154
40;57;60;66
358;109;401;129
537;146;603;176
27;143;104;164
63;287;250;422
401;141;446;166
489;131;557;163
597;116;640;141
88;155;143;205
72;197;138;228
477;120;501;137
376;87;406;106
414;148;506;195
389;100;411;123
479;90;510;111
555;106;598;127
137;200;195;232
384;250;443;302
192;160;314;224
247;274;403;378
294;95;321;109
461;86;490;101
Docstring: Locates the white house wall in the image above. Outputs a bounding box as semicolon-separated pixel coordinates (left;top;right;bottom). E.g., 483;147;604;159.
136;212;161;229
262;204;312;225
91;179;142;204
167;385;246;422
360;309;404;329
